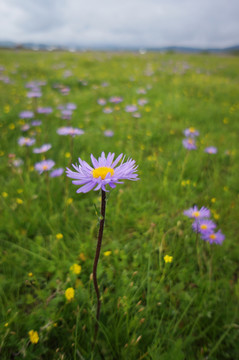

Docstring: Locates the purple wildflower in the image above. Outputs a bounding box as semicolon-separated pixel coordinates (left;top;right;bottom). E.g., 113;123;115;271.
184;206;210;219
205;146;217;154
35;160;55;174
31;120;42;126
57;127;84;136
104;130;114;137
103;107;113;114
19;111;34;119
192;219;216;234
27;89;42;98
109;96;123;104
50;168;64;177
12;158;24;167
66;103;77;110
97;98;107;106
37;107;53;114
201;230;225;245
138;99;148;106
183;128;200;137
132;112;141;118
125;105;138;113
61;109;72;120
182;138;197;150
21;124;30;132
33;144;52;154
66;152;139;193
18;137;36;147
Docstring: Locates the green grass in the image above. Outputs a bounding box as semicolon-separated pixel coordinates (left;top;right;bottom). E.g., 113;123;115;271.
0;50;239;360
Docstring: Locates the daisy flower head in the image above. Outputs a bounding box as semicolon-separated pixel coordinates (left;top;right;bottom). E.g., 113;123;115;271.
18;137;36;147
184;205;210;219
182;138;197;150
125;105;138;113
35;159;55;174
205;146;217;154
97;98;107;106
19;110;34;119
109;96;123;104
201;230;225;245
37;107;53;114
57;127;84;137
183;127;199;137
50;168;64;177
192;219;216;234
66;152;139;193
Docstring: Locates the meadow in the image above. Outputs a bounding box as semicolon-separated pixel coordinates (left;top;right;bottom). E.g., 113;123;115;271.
0;49;238;360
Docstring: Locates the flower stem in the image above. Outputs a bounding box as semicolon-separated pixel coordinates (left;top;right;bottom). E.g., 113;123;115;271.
92;190;106;348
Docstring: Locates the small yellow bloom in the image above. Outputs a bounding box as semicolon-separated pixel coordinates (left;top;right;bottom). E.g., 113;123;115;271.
16;198;23;204
56;233;63;240
70;263;82;275
66;198;73;205
213;213;220;220
164;255;173;263
145;106;151;112
4;323;9;327
140;144;145;150
2;192;8;198
211;198;216;203
4;105;10;114
29;166;34;172
223;186;229;192
104;251;112;257
9;123;15;130
65;287;75;301
127;135;132;140
17;189;23;194
28;272;33;277
28;330;39;344
65;152;71;158
0;150;4;156
169;130;175;135
223;117;229;124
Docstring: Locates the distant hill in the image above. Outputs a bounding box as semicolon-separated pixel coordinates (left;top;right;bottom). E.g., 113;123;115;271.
0;40;239;53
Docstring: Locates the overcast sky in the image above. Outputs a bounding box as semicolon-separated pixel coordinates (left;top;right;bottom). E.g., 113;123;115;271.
1;0;239;48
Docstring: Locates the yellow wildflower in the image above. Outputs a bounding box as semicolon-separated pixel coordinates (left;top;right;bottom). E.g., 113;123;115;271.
211;198;216;203
56;233;63;240
70;263;82;275
28;330;39;344
164;255;173;263
66;198;73;205
65;287;75;301
65;152;71;158
9;123;15;130
16;198;23;204
2;192;8;198
79;253;86;261
104;251;112;257
4;323;9;327
17;189;23;194
28;272;33;277
0;151;4;156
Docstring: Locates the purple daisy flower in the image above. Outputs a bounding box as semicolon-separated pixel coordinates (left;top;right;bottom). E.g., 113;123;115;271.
66;152;139;193
21;124;30;132
37;107;53;114
35;160;55;174
103;107;113;114
138;99;148;106
109;96;123;104
31;120;42;126
201;230;225;245
66;103;77;110
184;205;210;219
125;105;138;113
182;138;197;150
192;219;216;234
27;89;42;98
57;127;84;136
61;109;72;120
33;144;52;154
132;112;141;118
183;127;200;137
205;146;217;154
19;111;34;119
104;130;114;137
12;158;24;167
18;137;36;147
97;98;107;106
50;168;64;177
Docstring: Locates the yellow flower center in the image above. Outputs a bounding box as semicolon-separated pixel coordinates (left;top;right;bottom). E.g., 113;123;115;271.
192;211;200;217
209;234;216;240
189;127;195;133
43;165;48;170
188;139;193;144
92;166;114;180
200;224;207;230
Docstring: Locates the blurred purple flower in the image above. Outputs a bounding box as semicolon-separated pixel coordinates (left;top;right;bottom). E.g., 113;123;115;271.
103;107;113;114
182;138;197;150
132;112;141;118
21;124;30;132
50;168;64;177
138;99;148;106
33;144;52;154
19;111;34;119
184;127;200;137
37;107;53;114
66;103;77;110
18;137;36;146
109;96;123;104
35;160;55;174
205;146;217;154
125;105;138;113
104;130;114;137
201;230;225;245
57;126;84;136
97;98;107;106
192;219;216;234
184;205;210;219
31;120;42;126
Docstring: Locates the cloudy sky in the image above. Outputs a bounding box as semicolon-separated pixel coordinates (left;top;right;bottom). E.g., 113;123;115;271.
1;0;239;48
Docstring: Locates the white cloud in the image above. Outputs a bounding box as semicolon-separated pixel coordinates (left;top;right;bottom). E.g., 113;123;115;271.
0;0;239;47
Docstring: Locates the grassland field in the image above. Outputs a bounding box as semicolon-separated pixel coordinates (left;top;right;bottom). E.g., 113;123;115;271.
0;49;239;360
